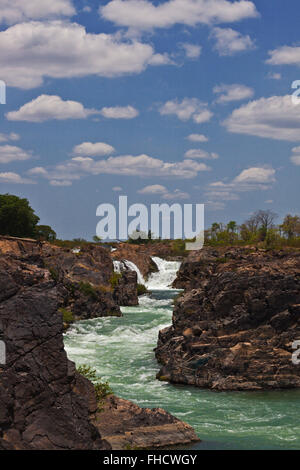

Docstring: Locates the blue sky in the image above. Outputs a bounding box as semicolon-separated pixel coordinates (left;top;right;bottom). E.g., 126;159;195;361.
0;0;299;239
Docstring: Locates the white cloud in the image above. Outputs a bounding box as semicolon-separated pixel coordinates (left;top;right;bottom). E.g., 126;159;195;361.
138;184;189;200
266;46;300;66
186;134;208;143
213;83;254;103
181;43;202;59
0;145;33;164
0;132;20;143
0;0;75;24
50;180;72;187
29;154;211;186
290;146;300;166
159;98;213;123
0;172;34;184
224;95;300;142
210;27;255;56
234;167;276;184
267;72;281;80
73;142;115;157
100;0;259;31
0;21;169;89
184;149;219;160
112;186;123;192
6;95;98;122
100;105;139;119
205;166;276;205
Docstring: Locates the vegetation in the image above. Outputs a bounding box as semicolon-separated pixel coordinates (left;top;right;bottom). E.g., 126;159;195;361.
77;365;112;409
137;283;148;296
109;272;122;289
205;210;300;249
35;224;57;241
59;307;74;325
0;194;40;238
79;281;98;300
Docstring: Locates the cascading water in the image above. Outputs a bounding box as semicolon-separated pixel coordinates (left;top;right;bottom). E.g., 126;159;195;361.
113;259;146;285
146;257;181;290
65;257;300;450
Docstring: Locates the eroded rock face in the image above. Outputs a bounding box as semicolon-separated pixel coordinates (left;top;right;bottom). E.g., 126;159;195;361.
95;395;199;450
0;254;110;450
157;248;300;391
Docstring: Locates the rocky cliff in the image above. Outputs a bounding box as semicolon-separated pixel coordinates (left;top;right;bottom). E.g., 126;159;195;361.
0;237;199;449
156;247;300;391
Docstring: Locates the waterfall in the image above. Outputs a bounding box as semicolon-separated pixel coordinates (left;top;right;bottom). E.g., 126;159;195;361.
113;260;146;285
114;257;181;290
146;257;181;290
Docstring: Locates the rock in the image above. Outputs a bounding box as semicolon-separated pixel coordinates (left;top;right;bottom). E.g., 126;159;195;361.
95;395;199;450
0;254;110;450
157;247;300;391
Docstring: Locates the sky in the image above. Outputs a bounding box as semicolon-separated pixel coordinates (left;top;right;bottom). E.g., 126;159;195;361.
0;0;299;240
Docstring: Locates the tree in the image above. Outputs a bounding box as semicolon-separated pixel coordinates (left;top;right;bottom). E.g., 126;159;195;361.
35;225;57;241
0;194;40;238
227;221;237;233
280;214;300;239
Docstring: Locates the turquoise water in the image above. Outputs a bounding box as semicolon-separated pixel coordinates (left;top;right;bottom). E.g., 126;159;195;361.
64;290;300;450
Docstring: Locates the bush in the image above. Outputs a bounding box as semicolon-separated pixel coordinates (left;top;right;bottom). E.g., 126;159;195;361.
137;284;148;296
79;281;98;300
110;272;122;289
59;307;74;325
77;365;112;409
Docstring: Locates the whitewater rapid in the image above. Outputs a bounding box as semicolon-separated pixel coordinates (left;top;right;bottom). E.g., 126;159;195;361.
113;256;181;290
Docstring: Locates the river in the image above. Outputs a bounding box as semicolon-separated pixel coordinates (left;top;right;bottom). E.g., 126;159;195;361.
64;258;300;450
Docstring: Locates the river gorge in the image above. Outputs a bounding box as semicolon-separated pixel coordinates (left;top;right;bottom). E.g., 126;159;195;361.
65;258;300;450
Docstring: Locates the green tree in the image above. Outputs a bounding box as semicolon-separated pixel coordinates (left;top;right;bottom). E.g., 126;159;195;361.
35;225;57;241
280;214;300;239
0;194;39;238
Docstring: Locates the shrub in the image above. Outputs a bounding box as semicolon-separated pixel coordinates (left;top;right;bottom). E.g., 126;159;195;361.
79;281;98;300
59;307;74;325
77;365;112;409
110;272;122;289
137;283;148;296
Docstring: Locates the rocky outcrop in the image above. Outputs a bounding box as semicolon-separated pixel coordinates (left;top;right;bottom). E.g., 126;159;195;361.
0;237;199;449
157;247;300;391
113;270;138;307
0;254;110;450
95;395;199;450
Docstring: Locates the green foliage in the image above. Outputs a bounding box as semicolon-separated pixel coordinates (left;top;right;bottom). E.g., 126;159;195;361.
79;281;98;300
0;193;40;238
77;365;112;408
137;283;148;296
59;307;74;325
171;239;187;256
49;267;59;282
110;272;122;289
35;224;57;241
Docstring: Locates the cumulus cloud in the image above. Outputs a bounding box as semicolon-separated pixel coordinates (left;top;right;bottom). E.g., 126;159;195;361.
0;0;75;24
266;46;300;66
159;98;213;123
210;27;255;56
224;95;300;142
267;72;282;80
213;83;254;103
72;142;115;157
186;134;208;143
290;146;300;166
29;153;211;186
100;0;258;31
205;166;276;205
0;145;33;164
0;132;20;143
184;149;219;160
0;172;34;184
0;21;169;89
6;95;98;122
181;43;202;59
100;105;139;119
138;184;189;200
